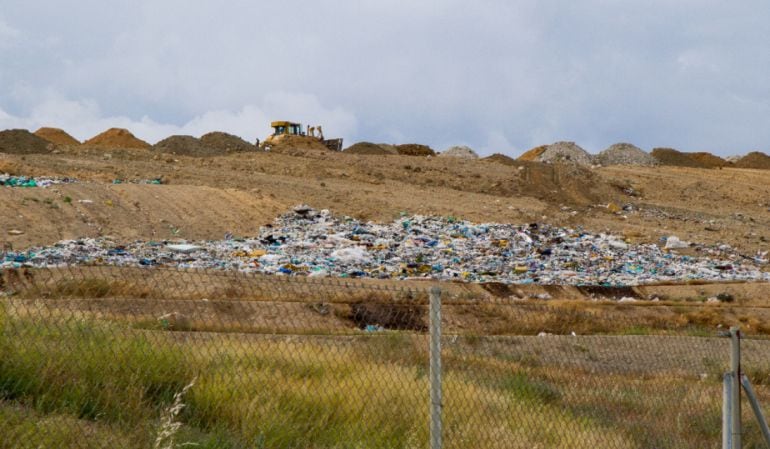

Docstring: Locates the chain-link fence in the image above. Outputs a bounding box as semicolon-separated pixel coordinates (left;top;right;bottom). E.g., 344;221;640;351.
2;266;770;448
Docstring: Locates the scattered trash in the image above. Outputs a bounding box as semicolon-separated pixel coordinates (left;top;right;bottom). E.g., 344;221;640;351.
664;236;690;249
2;206;768;285
112;178;163;185
7;230;24;236
0;173;76;188
167;244;201;253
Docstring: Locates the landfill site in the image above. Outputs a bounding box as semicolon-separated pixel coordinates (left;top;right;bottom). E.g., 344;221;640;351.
5;124;770;448
1;126;770;321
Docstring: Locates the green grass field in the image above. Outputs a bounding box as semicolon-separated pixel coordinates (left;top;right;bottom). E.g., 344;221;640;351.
1;301;767;449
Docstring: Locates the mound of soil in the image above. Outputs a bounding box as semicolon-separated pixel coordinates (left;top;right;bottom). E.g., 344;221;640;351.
84;128;150;149
483;153;518;165
34;127;80;146
395;144;435;156
688;152;728;168
268;136;330;155
200;132;255;153
0;129;53;154
734;151;770;169
651;148;707;168
439;145;479;159
538;142;593;165
595;143;656;166
518;145;547;162
344;142;398;155
153;135;223;157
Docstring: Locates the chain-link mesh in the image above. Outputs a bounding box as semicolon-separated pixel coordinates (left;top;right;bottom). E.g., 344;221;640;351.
2;266;770;448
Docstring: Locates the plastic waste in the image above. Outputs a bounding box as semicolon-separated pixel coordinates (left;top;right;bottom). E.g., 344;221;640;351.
2;206;768;286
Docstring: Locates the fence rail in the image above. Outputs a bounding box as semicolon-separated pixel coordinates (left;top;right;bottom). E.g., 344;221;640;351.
2;266;770;448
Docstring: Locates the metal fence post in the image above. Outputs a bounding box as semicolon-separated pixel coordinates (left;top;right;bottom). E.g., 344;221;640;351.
724;372;733;449
730;326;742;449
429;286;443;449
740;374;770;445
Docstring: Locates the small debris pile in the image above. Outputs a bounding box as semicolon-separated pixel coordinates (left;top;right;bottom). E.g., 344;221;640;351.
84;128;150;149
734;152;770;169
0;173;76;188
0;129;53;154
522;142;593;166
395;144;435;156
651;148;707;168
199;132;256;153
34;127;80;146
5;207;767;286
153;135;221;157
518;145;548;162
483;153;518;165
344;142;398;155
688;152;728;168
439;146;479;159
595;143;657;166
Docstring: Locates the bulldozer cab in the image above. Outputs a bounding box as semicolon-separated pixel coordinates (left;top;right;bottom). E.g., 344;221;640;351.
271;121;303;136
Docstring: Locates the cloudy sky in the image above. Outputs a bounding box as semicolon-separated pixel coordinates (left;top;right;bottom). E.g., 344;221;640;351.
1;1;768;156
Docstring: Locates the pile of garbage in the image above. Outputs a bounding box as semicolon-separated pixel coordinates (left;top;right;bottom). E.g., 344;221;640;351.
0;173;76;188
3;206;768;285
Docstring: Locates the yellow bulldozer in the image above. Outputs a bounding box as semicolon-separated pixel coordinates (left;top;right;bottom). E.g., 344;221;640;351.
259;121;343;151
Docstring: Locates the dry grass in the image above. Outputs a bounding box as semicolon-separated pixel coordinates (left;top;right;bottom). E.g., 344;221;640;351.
4;301;770;448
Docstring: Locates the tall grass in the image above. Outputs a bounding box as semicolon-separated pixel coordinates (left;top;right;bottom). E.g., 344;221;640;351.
1;303;765;448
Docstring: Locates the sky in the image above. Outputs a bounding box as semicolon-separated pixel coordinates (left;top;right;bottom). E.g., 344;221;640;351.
1;1;769;156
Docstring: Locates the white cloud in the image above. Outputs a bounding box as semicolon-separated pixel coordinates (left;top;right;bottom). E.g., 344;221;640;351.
0;1;769;155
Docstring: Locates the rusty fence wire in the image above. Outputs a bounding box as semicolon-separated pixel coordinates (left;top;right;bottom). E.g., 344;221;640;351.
2;266;770;448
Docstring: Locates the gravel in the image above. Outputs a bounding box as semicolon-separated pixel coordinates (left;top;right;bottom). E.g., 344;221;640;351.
537;142;593;166
595;143;657;166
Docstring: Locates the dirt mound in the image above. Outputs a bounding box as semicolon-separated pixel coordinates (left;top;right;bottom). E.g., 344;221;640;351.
153;135;223;157
688;152;728;168
439;145;478;159
84;128;150;149
199;132;255;153
734;151;770;169
268;137;330;155
34;127;80;146
651;148;707;168
595;143;656;166
518;145;547;162
344;142;398;155
483;153;518;165
0;129;53;154
395;144;435;156
538;142;593;165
